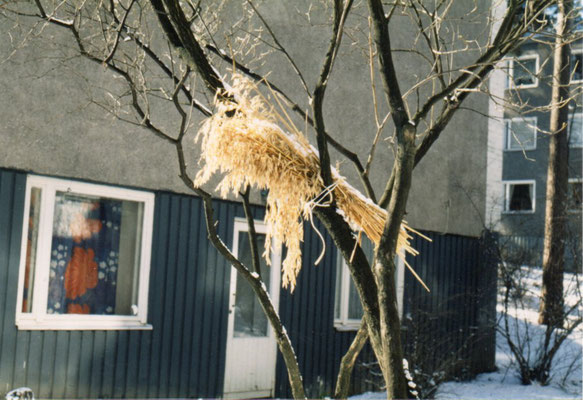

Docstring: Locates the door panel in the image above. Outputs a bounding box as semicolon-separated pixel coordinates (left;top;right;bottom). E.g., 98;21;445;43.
223;219;280;398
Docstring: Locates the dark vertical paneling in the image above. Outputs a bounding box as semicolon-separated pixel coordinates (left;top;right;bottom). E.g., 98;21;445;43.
52;332;70;398
77;331;94;398
89;331;105;397
402;230;497;380
65;332;82;398
146;192;170;397
39;332;57;397
26;332;43;393
112;330;128;398
0;171;26;395
101;332;117;397
0;168;496;398
178;199;200;396
124;331;140;398
188;203;208;396
157;195;180;396
12;331;28;389
167;198;189;398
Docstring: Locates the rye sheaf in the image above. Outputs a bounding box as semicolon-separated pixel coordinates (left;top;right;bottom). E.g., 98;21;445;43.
195;74;430;291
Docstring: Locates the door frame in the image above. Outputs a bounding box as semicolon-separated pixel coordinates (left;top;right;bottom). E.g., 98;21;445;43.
223;217;281;398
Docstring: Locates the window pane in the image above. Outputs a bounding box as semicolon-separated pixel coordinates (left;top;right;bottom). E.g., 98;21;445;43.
569;181;582;212
334;257;343;320
569;114;582;147
21;188;41;313
47;192;143;315
507;120;535;149
571;53;582;82
513;58;536;86
508;184;533;211
347;279;363;320
234;232;269;337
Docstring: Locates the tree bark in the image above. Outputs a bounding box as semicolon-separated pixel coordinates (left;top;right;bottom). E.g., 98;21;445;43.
374;124;416;400
334;320;368;399
539;0;572;327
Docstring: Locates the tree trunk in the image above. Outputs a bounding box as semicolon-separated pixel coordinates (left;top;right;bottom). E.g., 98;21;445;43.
334;320;368;399
374;124;417;400
539;0;572;327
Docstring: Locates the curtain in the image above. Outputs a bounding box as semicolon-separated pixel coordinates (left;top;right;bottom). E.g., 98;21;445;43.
47;192;122;315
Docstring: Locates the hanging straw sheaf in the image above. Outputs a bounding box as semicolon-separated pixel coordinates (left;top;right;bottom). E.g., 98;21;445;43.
195;74;430;291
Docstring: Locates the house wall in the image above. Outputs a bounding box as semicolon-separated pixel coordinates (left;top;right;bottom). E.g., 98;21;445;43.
0;167;497;399
0;168;234;398
0;0;493;238
274;230;498;398
486;37;582;271
499;40;583;237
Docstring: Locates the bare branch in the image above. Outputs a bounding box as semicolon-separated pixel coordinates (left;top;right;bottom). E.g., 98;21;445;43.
240;186;262;279
103;0;137;64
313;0;354;187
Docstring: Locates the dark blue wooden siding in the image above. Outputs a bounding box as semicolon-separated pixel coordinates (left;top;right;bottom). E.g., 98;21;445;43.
274;221;379;398
0;169;252;398
0;168;496;398
401;231;497;379
274;228;497;398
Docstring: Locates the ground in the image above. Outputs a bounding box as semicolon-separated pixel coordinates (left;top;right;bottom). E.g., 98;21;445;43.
351;267;583;400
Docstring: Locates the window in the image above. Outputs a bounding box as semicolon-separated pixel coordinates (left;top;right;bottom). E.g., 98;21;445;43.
505;117;537;151
16;176;154;330
568;113;582;147
503;180;536;213
230;218;280;338
334;238;404;330
571;50;582;83
509;55;539;88
568;179;582;213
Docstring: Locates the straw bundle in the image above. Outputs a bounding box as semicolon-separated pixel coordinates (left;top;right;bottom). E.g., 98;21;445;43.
195;74;428;290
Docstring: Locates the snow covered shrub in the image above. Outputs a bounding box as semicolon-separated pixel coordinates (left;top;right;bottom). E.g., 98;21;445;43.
498;262;582;387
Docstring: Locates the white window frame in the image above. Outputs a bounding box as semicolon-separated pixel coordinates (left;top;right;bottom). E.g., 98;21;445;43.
504;117;538;151
334;254;405;331
571;49;582;84
568;112;583;148
509;54;539;89
503;180;536;214
568;178;582;213
15;175;155;330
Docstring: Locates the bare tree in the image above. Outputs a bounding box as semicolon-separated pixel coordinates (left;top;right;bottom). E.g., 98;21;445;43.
0;1;559;398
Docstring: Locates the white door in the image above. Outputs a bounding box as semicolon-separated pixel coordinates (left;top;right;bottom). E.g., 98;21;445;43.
223;218;281;399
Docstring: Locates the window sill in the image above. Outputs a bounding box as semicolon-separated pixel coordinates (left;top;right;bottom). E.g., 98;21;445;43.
504;147;537;152
507;83;538;90
502;210;535;215
334;321;361;331
16;317;153;331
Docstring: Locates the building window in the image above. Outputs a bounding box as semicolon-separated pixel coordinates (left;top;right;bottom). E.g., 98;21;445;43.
229;218;281;338
571;50;582;83
503;181;536;213
505;117;537;151
334;238;404;330
509;55;539;88
568;179;582;213
16;176;154;330
568;113;582;147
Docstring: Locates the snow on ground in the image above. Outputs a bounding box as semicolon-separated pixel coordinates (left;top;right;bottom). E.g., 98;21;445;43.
351;267;582;399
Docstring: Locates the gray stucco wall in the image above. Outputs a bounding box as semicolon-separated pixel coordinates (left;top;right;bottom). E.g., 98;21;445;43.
0;1;492;237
